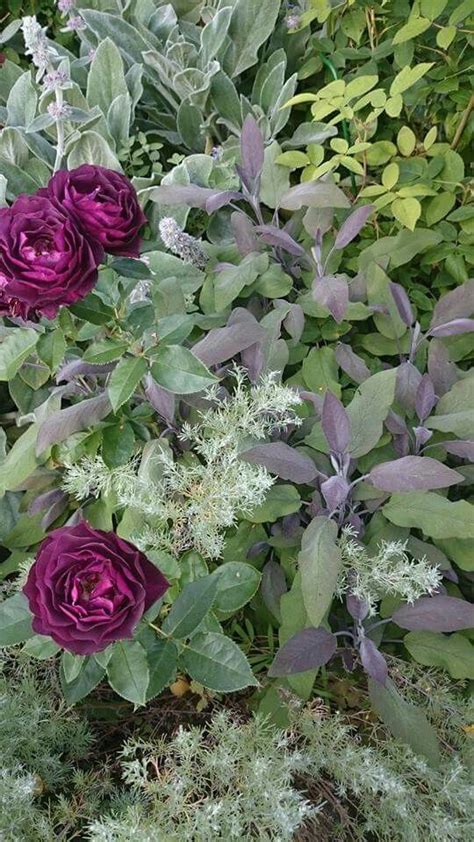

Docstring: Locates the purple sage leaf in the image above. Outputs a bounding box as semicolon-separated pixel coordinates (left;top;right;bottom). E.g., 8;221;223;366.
231;212;259;256
389;282;414;327
144;374;175;424
346;594;369;622
205;191;244;214
360;638;388;685
428;339;458;397
334;205;374;249
36;392;112;455
429;318;474;338
192;321;265;367
415;374;437;422
430;279;474;328
369;456;462;492
321;391;350;452
261;561;287;622
395;361;422;412
150;184;221;209
335;343;370;384
268;627;337;676
442;440;474;461
392;595;474;632
241;441;317;484
313;274;349;324
240;115;264;189
255;224;305;256
283;304;305;342
320;475;350;511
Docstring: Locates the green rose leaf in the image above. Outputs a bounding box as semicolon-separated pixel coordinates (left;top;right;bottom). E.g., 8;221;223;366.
151;346;217;394
212;562;262;614
106;640;150;705
0;593;33;647
162;576;218;639
108;356;148;412
180;632;257;692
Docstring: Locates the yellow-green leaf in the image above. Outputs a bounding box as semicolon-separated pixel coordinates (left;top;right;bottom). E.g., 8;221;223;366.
382;162;399;190
275;151;309;168
390;63;434;97
392;197;421;230
384;94;403;118
423;126;437;150
392;16;431;45
345;74;378;99
436;25;456;49
397;126;416;157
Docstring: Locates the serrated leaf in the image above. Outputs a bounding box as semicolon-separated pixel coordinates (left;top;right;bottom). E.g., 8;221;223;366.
151;345;216;394
107;640;149;705
0;329;38;381
108;357;147;412
145;638;178;701
162;576;218;639
0;593;33;647
212;562;261;613
180;632;257;692
60;655;105;704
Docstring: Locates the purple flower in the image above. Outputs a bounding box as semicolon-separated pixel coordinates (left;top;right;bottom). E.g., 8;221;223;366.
23;523;169;655
0;193;102;320
44;165;147;257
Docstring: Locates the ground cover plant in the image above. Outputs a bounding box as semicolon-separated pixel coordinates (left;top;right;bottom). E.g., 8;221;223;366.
0;0;473;838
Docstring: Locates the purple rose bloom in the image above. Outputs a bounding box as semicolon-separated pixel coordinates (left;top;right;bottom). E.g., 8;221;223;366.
0;193;102;320
44;165;147;257
23;522;169;655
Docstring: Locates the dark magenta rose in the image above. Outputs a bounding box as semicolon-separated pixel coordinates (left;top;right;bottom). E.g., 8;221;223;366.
23;522;169;655
0;193;103;320
44;165;147;257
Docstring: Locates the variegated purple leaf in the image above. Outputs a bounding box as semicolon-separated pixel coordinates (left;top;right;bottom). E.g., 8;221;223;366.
283;304;305;342
231;212;259;256
393;433;410;458
205;190;244;214
36;392;112;455
429;318;474;338
321;391;350;453
192;321;265;367
335;343;370;384
346;594;369;622
29;488;66;516
393;595;474;632
360;638;388;685
415;374;437;422
144;374;175;424
413;426;433;450
428;339;458;397
255;224;305;256
321;475;350;511
443;440;474;461
334;205;374;249
369;456;462;492
240;115;264;189
385;410;408;435
268;627;337;676
395;361;422;412
56;359;116;383
389;282;414;327
150;184;220;208
312;274;349;324
41;492;69;530
241;441;317;484
430;279;474;328
261;561;287;622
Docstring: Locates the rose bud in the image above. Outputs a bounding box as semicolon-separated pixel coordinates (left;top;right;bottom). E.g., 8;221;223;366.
23;522;169;655
44;164;147;257
0;193;103;320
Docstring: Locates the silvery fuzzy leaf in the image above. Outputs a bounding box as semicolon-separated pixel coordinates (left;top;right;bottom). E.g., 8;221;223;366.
241;441;318;484
334;343;370;384
192;321;265;367
335;205;374;249
429;318;474;338
320;476;350;511
393;595;474;632
279;180;350;211
389;281;414;327
150;184;221;208
427;339;457;397
360;638;388;685
430;279;474;328
312;274;349;324
415;373;437;422
442;440;474;461
255;224;305;256
268;627;337;676
261;561;287;622
395;361;422;411
240;114;264;190
321;391;350;453
286;122;338;147
369;456;462;492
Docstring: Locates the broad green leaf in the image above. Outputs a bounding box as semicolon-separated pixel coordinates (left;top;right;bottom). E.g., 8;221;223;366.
260;141;291;209
404;631;474;680
108;356;147;412
369;678;440;767
392;16;431;44
145;637;178;701
247;484;301;523
346;369;396;457
87;37;128;117
180;632;257;691
299;517;342;628
37;329;66;372
162;576;218;639
425;192;456;226
151;345;216;394
107;640;149;705
427;378;474;438
436;25;456;49
437;538;473;572
302;347;340;397
0;593;33;647
0;423;43;494
212;562;261;613
0;329;38;381
226;0;280;77
23;634;60;660
213;253;268;311
61;651;85;683
83;340;128;365
60;655;105;705
392;197;421;230
389;63;434;96
384;492;474;539
67;130;121;171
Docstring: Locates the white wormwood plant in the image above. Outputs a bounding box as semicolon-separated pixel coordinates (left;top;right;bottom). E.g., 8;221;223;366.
63;372;302;558
336;527;442;615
